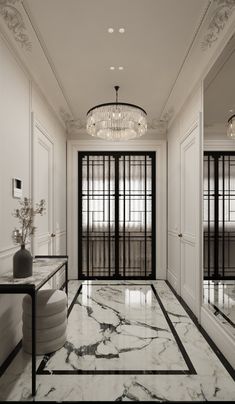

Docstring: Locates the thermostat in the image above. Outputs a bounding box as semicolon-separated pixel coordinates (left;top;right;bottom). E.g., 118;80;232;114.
12;178;22;198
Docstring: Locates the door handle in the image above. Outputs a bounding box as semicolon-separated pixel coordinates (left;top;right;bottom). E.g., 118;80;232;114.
178;233;183;238
51;233;56;238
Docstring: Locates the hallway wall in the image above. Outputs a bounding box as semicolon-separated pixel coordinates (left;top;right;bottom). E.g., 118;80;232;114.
0;34;67;366
166;22;235;366
167;84;202;316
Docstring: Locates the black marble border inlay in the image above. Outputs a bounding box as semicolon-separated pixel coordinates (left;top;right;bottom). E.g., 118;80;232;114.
37;283;196;375
166;280;235;382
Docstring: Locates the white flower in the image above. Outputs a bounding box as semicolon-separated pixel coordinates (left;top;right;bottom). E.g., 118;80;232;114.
12;197;46;245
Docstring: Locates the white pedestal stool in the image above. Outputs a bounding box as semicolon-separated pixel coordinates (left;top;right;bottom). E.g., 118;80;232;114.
22;289;67;355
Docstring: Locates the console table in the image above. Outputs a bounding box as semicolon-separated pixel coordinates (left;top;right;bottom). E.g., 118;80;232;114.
0;255;68;397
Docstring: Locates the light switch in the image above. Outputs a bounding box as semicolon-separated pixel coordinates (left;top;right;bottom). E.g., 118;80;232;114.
12;178;22;198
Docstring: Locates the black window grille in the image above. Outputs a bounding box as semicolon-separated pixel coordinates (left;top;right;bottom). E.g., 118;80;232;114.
78;152;156;279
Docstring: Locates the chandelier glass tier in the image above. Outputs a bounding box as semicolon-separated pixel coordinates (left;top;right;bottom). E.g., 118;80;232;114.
86;86;147;141
227;114;235;138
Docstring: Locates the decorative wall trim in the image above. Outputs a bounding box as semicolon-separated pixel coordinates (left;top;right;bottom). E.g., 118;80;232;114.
201;0;235;50
168;229;179;237
148;118;168;134
204;138;235;149
0;0;31;50
0;244;18;256
60;109;85;135
0;243;30;259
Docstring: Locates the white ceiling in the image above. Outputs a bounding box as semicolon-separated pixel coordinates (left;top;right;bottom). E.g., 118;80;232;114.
23;0;209;131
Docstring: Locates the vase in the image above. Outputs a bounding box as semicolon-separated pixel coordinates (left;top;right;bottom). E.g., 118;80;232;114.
13;244;33;278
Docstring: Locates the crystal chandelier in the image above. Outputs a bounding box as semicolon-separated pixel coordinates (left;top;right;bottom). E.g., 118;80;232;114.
227;114;235;138
86;86;147;141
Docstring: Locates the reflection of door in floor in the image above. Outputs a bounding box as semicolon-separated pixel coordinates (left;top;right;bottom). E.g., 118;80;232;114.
33;121;54;255
78;152;156;279
204;152;235;279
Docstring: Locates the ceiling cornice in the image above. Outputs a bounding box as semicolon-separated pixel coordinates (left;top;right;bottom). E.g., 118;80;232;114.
162;0;235;127
60;108;169;138
22;0;74;117
0;0;31;50
160;0;212;119
201;0;235;50
0;0;73;127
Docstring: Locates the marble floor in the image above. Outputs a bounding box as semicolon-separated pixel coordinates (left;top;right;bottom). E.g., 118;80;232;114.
0;280;234;402
203;280;235;338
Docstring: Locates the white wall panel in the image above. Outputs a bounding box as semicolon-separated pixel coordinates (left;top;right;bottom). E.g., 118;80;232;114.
0;35;66;367
0;35;30;366
167;85;202;316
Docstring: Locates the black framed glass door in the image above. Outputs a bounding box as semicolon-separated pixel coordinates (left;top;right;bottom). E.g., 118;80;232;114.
204;151;235;279
78;152;156;279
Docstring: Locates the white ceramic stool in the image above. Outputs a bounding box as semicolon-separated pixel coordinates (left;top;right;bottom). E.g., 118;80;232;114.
22;289;67;355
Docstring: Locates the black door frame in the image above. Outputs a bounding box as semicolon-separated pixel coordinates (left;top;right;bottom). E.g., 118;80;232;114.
204;151;235;280
78;151;156;280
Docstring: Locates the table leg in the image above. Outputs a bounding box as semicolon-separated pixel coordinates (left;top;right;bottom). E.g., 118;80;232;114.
65;261;68;296
31;291;36;396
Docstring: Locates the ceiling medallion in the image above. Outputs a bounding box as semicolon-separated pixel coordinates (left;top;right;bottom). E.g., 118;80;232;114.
86;86;147;141
227;114;235;138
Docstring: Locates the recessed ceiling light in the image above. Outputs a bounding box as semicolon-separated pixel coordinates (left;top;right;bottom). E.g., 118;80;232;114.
119;28;125;33
229;109;234;113
108;28;114;33
110;66;115;70
118;66;124;70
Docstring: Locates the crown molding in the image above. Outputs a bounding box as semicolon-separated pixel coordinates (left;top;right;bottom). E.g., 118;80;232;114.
60;106;169;138
161;0;235;128
0;0;31;50
204;138;235;149
201;0;235;50
0;0;72;127
204;122;227;134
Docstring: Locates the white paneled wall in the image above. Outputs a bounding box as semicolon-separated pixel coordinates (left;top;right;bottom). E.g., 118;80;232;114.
0;35;66;366
167;85;202;315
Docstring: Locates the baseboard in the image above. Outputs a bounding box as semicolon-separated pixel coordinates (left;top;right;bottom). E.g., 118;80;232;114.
201;306;235;369
167;268;178;293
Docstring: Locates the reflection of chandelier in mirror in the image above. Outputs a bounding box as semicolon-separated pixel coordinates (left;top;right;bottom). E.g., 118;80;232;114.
227;114;235;138
86;86;147;141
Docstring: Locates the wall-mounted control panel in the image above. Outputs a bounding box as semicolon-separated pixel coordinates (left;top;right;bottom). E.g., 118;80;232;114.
12;178;22;198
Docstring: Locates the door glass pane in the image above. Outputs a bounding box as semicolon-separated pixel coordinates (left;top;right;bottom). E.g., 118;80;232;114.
119;155;153;277
81;155;115;277
79;153;155;279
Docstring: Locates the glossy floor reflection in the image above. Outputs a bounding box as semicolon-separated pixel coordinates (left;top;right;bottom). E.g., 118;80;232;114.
203;280;235;337
37;283;191;374
0;280;234;402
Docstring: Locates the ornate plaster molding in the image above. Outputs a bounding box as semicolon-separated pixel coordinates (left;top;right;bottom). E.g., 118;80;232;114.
201;0;235;50
148;118;168;134
61;108;171;137
60;109;86;134
0;0;31;50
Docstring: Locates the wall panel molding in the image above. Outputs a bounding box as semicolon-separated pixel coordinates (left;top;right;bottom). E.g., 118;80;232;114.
204;139;235;150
